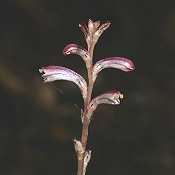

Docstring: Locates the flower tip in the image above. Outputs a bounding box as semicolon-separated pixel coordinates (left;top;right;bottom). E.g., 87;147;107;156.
63;44;79;55
63;44;74;55
120;93;124;99
88;19;94;31
113;91;123;104
128;61;135;71
88;19;93;22
105;20;111;26
39;68;43;73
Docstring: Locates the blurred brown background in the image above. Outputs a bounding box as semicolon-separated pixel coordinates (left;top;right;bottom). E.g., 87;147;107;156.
0;0;175;175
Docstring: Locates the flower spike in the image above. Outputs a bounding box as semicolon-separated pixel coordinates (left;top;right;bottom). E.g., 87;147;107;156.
39;19;135;175
93;57;135;81
39;66;87;99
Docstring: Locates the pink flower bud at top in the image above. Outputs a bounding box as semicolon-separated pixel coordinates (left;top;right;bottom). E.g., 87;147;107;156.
79;22;88;38
88;19;95;34
93;21;101;30
93;21;111;43
79;22;90;43
79;19;111;45
39;66;87;99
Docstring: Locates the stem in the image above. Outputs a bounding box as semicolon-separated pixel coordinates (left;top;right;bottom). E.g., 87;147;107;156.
77;40;95;175
81;42;94;147
77;159;84;175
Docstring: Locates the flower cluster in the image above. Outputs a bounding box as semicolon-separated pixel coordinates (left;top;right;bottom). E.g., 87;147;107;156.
40;19;134;109
39;19;135;175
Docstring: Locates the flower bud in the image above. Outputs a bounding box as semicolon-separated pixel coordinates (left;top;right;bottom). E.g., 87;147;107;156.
63;44;90;61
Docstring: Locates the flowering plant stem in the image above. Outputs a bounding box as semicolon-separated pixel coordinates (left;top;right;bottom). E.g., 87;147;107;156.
39;19;135;175
78;42;95;175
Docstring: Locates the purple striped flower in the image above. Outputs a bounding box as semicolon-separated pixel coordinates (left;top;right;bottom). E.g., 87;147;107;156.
63;44;90;61
39;66;87;99
93;57;135;81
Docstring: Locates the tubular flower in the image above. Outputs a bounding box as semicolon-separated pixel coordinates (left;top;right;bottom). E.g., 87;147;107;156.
92;57;135;82
63;44;90;62
86;90;124;118
39;66;87;99
39;19;135;175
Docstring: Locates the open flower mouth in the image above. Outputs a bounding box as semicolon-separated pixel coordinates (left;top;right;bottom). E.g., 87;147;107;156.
114;98;120;104
89;90;124;110
114;92;124;104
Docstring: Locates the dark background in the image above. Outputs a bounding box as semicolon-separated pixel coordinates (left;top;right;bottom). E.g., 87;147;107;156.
0;0;175;175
